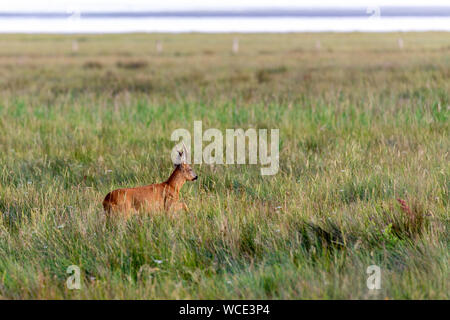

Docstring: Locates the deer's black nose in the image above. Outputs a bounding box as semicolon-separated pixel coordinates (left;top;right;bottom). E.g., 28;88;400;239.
193;175;198;181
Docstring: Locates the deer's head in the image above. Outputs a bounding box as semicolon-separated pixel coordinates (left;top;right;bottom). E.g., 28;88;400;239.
175;143;197;181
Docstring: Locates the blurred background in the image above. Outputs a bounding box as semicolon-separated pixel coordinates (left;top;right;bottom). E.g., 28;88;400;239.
0;0;449;33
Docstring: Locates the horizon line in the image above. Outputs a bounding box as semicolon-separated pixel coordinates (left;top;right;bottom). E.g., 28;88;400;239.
1;6;450;18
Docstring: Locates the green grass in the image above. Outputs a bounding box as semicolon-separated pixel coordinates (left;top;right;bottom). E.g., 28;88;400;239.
0;33;448;299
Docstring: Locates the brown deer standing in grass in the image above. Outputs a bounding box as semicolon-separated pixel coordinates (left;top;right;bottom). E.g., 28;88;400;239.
103;144;197;218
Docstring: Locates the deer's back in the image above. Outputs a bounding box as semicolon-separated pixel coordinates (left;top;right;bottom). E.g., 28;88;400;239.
103;183;173;213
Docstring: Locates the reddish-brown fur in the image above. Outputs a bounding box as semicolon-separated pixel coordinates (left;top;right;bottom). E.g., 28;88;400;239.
103;161;197;218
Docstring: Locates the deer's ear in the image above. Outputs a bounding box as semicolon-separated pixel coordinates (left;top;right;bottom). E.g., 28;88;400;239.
178;150;187;163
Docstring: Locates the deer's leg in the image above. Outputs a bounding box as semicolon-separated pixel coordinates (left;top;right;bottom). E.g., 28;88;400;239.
165;200;188;212
174;202;188;211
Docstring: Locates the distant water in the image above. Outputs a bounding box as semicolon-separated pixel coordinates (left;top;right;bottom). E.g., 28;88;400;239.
0;7;449;33
0;17;449;33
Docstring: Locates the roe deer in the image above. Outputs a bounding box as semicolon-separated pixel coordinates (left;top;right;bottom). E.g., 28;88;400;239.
103;145;197;217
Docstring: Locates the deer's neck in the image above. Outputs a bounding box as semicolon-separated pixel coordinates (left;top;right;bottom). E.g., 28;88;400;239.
166;167;186;194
